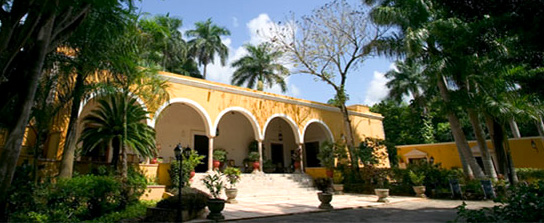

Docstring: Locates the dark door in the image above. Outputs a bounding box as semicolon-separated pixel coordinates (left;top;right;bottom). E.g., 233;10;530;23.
194;135;209;172
305;141;320;167
271;143;284;169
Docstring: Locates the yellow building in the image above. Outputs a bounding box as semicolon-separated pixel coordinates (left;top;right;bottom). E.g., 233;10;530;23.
397;136;544;170
10;71;388;177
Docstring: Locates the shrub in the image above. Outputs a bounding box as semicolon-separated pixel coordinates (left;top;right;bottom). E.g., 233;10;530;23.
333;170;344;184
169;160;192;188
248;151;260;162
156;187;210;211
314;177;333;193
213;149;228;162
454;181;544;222
516;168;544;183
89;200;157;223
223;167;241;188
202;171;224;199
409;170;425;185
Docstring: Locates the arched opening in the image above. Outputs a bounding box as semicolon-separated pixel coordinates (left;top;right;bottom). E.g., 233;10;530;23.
154;102;210;172
214;109;259;172
263;116;299;173
303;120;333;168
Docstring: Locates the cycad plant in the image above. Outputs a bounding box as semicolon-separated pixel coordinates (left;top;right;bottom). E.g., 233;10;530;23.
79;93;157;175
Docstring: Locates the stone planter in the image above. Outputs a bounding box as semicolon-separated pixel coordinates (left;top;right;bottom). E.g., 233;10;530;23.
225;188;238;204
145;207;205;222
332;184;344;195
207;198;225;221
374;188;390;203
317;192;333;209
413;185;426;198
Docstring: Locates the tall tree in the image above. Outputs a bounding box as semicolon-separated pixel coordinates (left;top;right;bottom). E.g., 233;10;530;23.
186;18;230;79
0;0;134;215
269;0;387;170
58;2;135;179
138;15;201;77
231;43;289;92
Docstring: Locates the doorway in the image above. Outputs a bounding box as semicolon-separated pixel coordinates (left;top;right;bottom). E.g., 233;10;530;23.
271;143;284;170
194;134;209;172
305;141;320;167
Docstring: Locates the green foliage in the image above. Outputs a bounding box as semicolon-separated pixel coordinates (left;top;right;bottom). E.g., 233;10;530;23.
156;187;210;211
455;181;544;222
248;140;259;153
202;171;224;199
314;177;333;193
357;138;382;166
88;200;157;223
213;149;228;162
332;170;344;184
516;168;544;183
168;150;204;188
223;167;241;188
248;151;260;162
409;170;425;185
317;141;338;169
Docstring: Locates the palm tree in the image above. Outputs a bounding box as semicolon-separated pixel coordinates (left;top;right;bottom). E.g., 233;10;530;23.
231;43;289;92
385;58;428;113
186;18;231;79
138;15;201;78
79;93;156;173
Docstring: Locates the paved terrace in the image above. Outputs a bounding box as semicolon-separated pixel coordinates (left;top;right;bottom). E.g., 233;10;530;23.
187;193;495;222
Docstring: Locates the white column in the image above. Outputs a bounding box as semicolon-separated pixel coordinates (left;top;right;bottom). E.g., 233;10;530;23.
298;143;304;173
258;140;263;172
208;136;214;172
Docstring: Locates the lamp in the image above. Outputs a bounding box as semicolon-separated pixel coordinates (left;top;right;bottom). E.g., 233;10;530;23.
429;156;435;164
278;122;283;141
216;128;220;137
173;144;183;222
531;140;538;152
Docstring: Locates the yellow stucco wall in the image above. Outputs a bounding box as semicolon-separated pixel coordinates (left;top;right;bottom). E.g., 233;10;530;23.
397;137;544;169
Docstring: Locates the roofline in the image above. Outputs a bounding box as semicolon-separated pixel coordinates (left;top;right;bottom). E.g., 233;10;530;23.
160;72;384;120
396;136;544;148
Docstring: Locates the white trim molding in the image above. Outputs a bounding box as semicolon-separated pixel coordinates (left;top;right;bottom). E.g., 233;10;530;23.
150;98;213;137
214;107;262;140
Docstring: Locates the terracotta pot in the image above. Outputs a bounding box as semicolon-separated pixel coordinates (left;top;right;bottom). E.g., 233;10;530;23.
317;192;333;209
190;171;196;179
374;188;390;203
252;161;260;171
206;199;225;221
294;161;301;169
413;185;426;198
225;188;238;204
150;158;158;164
213;160;221;169
326;169;334;178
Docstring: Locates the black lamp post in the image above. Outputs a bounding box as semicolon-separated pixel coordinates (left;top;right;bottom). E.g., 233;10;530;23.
174;144;183;222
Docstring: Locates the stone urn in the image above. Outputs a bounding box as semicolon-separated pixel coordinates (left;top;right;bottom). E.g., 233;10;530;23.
412;185;426;198
374;189;390;203
317;192;333;209
332;184;344;195
225;188;238;204
206;199;225;221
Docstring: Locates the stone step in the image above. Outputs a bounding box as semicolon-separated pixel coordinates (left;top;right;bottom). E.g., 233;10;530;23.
188;172;318;198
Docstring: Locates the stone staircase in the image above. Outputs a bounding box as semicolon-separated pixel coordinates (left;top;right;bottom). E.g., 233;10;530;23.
189;173;318;198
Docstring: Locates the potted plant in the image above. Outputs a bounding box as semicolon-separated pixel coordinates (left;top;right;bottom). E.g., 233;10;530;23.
409;170;426;198
314;177;333;209
248;151;260;173
263;159;275;173
317;141;336;177
202;171;225;221
292;148;302;172
332;170;344;194
213;149;228;170
185;149;205;181
374;168;390;203
223;167;241;203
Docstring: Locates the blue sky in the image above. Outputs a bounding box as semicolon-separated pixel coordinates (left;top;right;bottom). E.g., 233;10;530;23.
136;0;395;106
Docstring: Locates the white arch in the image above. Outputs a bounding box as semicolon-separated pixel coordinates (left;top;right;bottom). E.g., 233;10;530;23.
78;92;150;125
263;114;302;144
150;98;213;136
302;119;334;143
214;107;262;140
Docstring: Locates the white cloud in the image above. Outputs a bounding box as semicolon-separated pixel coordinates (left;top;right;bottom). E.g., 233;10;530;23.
363;71;389;106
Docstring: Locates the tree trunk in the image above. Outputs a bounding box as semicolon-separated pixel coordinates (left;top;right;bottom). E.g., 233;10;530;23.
536;115;544;137
467;109;497;180
0;16;54;217
58;72;86;179
203;64;207;80
338;103;358;172
436;75;485;179
509;118;521;138
485;115;517;183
